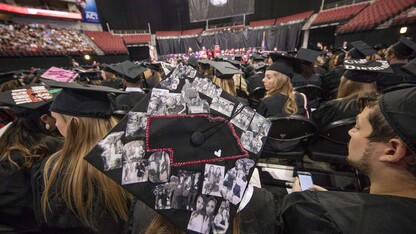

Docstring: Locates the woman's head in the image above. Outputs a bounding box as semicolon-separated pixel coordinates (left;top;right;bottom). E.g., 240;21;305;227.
262;70;291;96
206;197;217;216
196;195;205;212
337;76;378;99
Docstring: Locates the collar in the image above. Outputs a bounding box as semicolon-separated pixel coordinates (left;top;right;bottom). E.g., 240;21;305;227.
125;87;145;93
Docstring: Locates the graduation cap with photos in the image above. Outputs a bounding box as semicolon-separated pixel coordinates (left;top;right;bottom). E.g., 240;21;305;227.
343;59;393;83
348;41;376;59
84;62;271;233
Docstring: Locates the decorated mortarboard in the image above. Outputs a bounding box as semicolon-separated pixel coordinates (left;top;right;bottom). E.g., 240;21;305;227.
43;79;126;119
0;71;17;85
391;36;416;57
0;84;59;116
83;61;271;233
210;61;243;79
402;58;416;77
269;53;302;78
77;70;102;82
41;66;78;83
348;41;376;59
343;59;393;83
296;48;320;64
109;60;147;83
379;87;416;154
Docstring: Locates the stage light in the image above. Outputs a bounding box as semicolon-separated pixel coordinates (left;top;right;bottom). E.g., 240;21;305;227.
400;27;407;34
84;54;91;60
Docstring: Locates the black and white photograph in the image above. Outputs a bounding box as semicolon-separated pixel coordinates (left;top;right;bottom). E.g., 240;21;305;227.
125;112;147;139
164;93;186;115
240;130;263;154
209;96;235;117
147;88;169;115
193;77;222;98
171;170;201;210
183;65;197;79
181;79;198;103
153;183;173;210
121;159;148;185
170;63;189;79
187;195;218;234
159;76;180;91
202;164;225;197
235;158;255;175
212;200;230;234
121;140;145;162
186;91;210;114
148;151;171;183
230;103;255;131
221;165;248;205
249;113;271;138
98;131;124;171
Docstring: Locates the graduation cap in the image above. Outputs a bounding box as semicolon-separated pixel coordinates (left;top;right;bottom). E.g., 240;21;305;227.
348;41;376;59
379;87;416;153
250;53;264;62
0;71;17;85
109;61;146;83
187;55;198;68
296;48;320;64
269;53;302;78
402;58;416;77
0;84;58;116
77;70;101;83
391;36;416;57
331;48;347;55
210;61;243;79
43;79;126;119
373;44;388;51
343;59;393;83
83;63;271;233
145;62;162;72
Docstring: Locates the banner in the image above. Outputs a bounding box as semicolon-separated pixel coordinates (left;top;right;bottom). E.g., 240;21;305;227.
188;0;255;22
81;0;100;24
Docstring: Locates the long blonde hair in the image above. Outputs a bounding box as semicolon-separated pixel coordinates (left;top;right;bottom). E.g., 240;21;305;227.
41;114;130;228
213;76;237;97
336;76;378;110
264;71;298;115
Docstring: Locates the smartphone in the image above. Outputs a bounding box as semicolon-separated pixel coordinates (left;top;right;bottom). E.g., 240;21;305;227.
298;171;313;191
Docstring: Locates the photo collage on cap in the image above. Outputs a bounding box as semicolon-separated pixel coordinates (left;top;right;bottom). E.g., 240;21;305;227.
84;62;271;234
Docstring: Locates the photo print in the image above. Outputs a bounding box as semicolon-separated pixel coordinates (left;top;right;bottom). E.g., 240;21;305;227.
164;93;186;115
171;170;201;210
212;200;230;234
148;151;171;183
98;131;124;171
187;195;218;234
230;103;255;131
147;88;169;115
202;164;225;197
181;81;210;114
240;131;263;154
221;158;254;205
209;96;235;117
249;113;271;139
121;140;145;162
122;159;148;185
183;65;197;79
193;77;222;98
235;158;255;175
125;112;147;139
153;183;173;210
159;75;180;91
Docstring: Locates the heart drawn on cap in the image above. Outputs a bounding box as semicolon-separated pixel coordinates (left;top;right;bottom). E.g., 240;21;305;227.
214;149;222;157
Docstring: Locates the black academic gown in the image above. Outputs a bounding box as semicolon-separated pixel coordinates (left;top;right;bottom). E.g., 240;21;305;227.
291;73;322;88
247;73;265;93
0;136;62;232
115;91;146;112
311;97;359;129
102;78;124;90
256;92;308;118
31;155;127;233
377;63;416;91
321;67;345;99
277;191;416;234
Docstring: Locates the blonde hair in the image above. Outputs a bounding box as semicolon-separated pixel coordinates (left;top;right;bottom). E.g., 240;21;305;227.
264;71;298;115
103;70;116;82
213;76;237;96
41;114;130;228
233;74;249;97
336;76;378;111
0;79;21;92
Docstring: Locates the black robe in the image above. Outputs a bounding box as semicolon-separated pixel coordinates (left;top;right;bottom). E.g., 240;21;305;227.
377;63;416;91
31;155;127;233
291;73;322;88
277;191;416;234
247;73;265;93
101;79;124;90
256;92;308;118
311;97;359;129
0;136;62;232
321;67;345;99
115;92;146;112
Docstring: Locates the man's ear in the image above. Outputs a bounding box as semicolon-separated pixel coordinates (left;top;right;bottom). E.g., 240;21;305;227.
379;139;408;163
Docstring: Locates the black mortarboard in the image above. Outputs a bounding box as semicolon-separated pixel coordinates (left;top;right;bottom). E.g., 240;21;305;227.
250;53;264;62
83;64;271;233
348;41;376;59
109;61;146;83
234;54;243;61
373;44;388;51
331;48;347;55
296;48;320;64
77;71;101;82
379;87;416;153
43;79;125;118
145;62;162;72
268;53;302;78
391;36;416;57
343;59;393;83
211;61;243;79
187;55;198;68
0;84;59;116
0;71;17;85
402;58;416;77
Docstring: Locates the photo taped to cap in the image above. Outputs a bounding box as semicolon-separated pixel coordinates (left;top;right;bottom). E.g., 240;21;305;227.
125;112;147;140
202;164;225;197
221;165;248;205
186;91;210;114
240;130;263;154
164;92;186;115
147;88;170;115
250;113;271;139
187;195;218;234
98;131;124;171
122;159;148;185
193;77;222;98
212;200;230;234
171;170;202;210
122;140;145;161
230;103;255;131
148;151;171;183
210;95;235;117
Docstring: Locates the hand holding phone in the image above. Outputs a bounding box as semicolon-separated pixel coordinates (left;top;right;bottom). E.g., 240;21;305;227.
297;171;313;191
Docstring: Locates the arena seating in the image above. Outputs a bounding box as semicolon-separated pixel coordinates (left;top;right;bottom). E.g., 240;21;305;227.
155;31;182;37
275;10;314;25
249;19;276;28
181;28;203;36
337;0;416;34
391;6;416;26
312;3;369;26
122;34;152;45
85;30;128;54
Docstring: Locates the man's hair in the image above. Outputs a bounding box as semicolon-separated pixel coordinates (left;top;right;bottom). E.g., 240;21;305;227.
361;97;416;177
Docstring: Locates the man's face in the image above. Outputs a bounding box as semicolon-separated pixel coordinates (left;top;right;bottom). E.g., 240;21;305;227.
347;107;378;174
